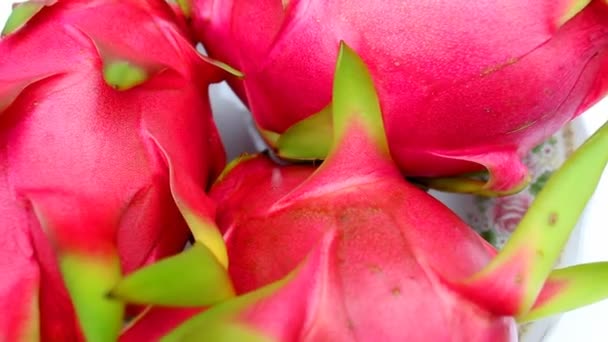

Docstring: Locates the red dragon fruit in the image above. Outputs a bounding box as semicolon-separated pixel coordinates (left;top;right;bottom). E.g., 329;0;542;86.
0;0;233;340
115;43;608;341
191;0;608;194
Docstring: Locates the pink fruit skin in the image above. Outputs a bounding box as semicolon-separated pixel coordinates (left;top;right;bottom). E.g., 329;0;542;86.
194;0;608;190
207;124;517;341
0;0;225;340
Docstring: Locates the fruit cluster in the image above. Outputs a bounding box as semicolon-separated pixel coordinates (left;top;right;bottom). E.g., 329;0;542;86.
1;1;607;341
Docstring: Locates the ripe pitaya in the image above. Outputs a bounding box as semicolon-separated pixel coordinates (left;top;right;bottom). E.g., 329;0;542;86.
116;43;608;341
0;0;232;340
191;0;608;194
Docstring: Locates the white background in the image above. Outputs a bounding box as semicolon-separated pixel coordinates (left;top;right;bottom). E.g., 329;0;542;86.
1;3;606;341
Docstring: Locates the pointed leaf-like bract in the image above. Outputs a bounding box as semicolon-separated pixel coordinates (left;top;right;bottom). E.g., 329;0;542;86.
59;253;123;342
414;169;530;197
142;133;228;269
519;262;608;322
332;42;389;157
559;0;593;26
165;321;273;342
276;106;332;160
1;1;45;37
160;272;292;341
110;243;234;307
28;193;124;342
415;147;531;196
462;121;608;315
175;0;192;18
198;54;244;79
102;60;149;91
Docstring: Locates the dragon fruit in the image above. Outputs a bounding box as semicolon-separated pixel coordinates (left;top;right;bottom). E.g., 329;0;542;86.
191;0;608;194
115;43;608;341
0;0;232;340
